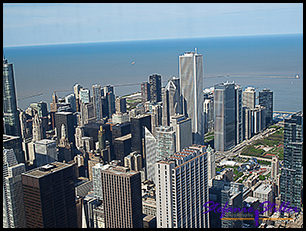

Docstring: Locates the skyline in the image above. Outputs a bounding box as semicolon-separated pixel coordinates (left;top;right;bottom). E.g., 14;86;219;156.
3;3;303;47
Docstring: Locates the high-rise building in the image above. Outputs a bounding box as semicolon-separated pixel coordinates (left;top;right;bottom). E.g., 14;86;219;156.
80;88;90;104
259;88;273;126
149;73;162;103
271;155;279;180
162;76;181;126
156;125;176;161
55;111;75;145
214;81;236;152
179;50;204;144
92;84;103;121
280;111;303;209
3;149;26;228
32;112;45;142
203;88;214;135
155;145;209;228
170;114;192;152
3;134;25;164
130;114;151;156
242;86;256;109
115;97;127;113
103;84;116;118
22;162;78;228
235;84;243;145
100;165;143;228
141;81;151;103
30;101;48;118
3;55;21;137
144;126;157;182
65;93;77;112
34;139;57;167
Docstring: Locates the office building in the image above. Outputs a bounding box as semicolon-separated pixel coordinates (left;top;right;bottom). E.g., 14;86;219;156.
149;73;162;103
80;101;95;126
32;112;45;142
155;145;209;228
65;94;77;112
115;97;127;113
34;139;57;167
235;84;243;144
214;81;236;152
141;81;151;103
209;180;243;228
100;165;143;228
271;155;279;180
144;126;157;182
259;88;273;126
242;86;256;109
203;87;214;134
280;111;303;209
3;134;25;164
170;114;192;152
254;184;274;216
3;55;21;137
55;111;75;145
80;88;90;104
3;149;26;228
113;133;132;162
124;151;142;171
73;83;83;112
162;76;181;126
156;125;176;161
22;162;78;228
130;114;151;156
103;84;116;118
92;84;103;121
30;101;48;118
179;50;204;144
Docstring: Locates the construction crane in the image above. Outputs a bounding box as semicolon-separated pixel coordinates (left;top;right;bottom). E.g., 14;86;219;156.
17;92;43;101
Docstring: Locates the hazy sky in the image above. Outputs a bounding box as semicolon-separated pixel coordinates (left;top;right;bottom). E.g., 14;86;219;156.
3;3;303;47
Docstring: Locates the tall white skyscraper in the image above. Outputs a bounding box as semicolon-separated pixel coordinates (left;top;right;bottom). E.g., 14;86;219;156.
155;145;209;228
242;86;256;109
3;149;26;228
179;50;204;144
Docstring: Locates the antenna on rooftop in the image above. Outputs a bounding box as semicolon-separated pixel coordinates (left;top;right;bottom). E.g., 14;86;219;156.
195;47;197;53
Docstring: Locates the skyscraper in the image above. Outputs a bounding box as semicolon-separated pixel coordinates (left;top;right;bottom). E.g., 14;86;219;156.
259;88;273;126
155;125;176;161
179;50;204;144
3;149;26;228
242;87;256;109
3;55;21;137
149;73;162;103
162;76;181;126
100;165;143;228
280;111;303;209
155;145;209;228
170;114;192;152
214;81;236;152
130;114;151;156
92;84;103;121
22;162;78;228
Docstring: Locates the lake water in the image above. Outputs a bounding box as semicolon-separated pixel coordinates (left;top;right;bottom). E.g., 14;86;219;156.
3;34;303;112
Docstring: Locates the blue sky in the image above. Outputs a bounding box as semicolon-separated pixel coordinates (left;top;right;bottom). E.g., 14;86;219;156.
3;3;303;47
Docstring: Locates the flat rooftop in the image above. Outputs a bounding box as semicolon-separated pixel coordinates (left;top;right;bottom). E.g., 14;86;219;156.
22;162;73;178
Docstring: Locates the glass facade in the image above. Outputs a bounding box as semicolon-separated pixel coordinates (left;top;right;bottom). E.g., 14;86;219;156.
3;56;21;136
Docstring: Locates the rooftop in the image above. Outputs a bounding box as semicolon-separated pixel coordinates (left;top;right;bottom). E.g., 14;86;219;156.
22;162;73;178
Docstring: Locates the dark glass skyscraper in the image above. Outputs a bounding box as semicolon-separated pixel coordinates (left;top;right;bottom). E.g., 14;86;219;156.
149;73;162;103
259;89;273;126
3;55;21;136
280;111;303;209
